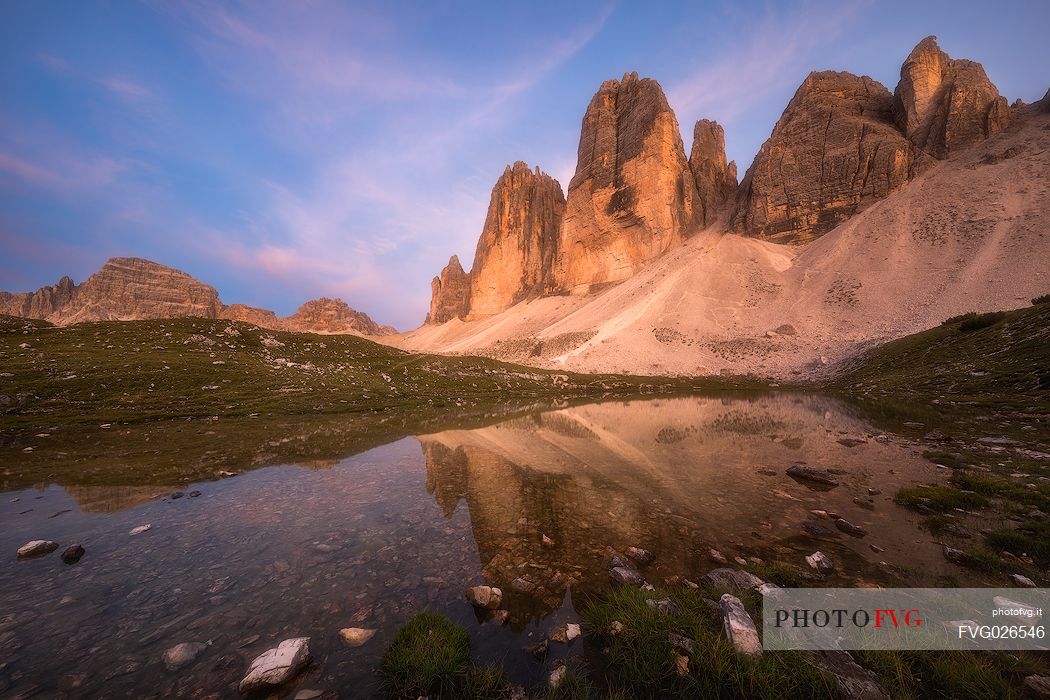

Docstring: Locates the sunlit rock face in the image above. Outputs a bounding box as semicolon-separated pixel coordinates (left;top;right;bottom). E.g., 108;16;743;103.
689;119;738;226
552;72;702;294
893;35;1010;159
49;257;223;324
287;297;396;335
0;275;76;319
426;255;471;324
467;162;565;319
732;71;920;244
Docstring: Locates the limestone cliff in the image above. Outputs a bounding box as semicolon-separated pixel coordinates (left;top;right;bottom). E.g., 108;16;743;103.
50;257;223;324
426;255;471;324
551;72;701;294
688;119;738;226
468;162;565;319
732;71;919;244
893;36;1010;158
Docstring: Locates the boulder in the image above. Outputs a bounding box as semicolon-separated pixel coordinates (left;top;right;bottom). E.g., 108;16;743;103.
238;638;311;693
719;594;763;655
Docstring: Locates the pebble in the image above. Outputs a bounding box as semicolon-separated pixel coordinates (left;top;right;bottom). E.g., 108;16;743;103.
129;524;152;536
162;642;207;671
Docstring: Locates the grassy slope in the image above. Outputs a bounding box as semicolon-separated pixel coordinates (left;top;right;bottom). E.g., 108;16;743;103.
829;303;1050;417
0;315;757;489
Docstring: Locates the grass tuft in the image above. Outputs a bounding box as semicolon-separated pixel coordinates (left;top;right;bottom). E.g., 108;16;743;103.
379;612;471;698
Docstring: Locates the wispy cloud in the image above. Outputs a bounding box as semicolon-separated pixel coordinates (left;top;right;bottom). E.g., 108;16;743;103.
667;1;864;130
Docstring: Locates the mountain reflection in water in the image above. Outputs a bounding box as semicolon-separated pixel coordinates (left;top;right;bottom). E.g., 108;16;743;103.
0;394;950;698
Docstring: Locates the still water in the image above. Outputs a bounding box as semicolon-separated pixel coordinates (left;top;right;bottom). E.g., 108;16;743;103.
1;394;956;698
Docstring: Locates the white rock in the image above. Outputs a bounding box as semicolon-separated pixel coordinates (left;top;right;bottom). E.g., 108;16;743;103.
720;594;763;656
1012;574;1037;588
239;637;311;693
162;642;207;671
549;665;567;689
16;540;58;558
806;551;835;574
339;627;376;647
129;524;152;535
565;623;581;642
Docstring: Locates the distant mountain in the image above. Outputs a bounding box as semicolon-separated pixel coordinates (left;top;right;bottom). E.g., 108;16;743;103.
0;257;395;336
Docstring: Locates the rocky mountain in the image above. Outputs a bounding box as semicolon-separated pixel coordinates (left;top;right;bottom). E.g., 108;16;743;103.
551;72;703;294
426;255;471;324
286;297;396;335
1;257;394;336
468;162;565;318
0;275;76;319
731;71;921;244
393;99;1050;379
893;35;1010;158
688;119;737;226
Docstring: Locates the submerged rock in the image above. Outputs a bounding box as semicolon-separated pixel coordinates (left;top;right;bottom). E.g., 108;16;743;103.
129;524;152;536
835;519;868;537
61;544;85;564
510;577;536;594
17;540;58;559
338;628;376;647
465;585;503;610
548;664;567;689
238;638;311;693
786;466;839;486
719;594;762;656
162;642;207;671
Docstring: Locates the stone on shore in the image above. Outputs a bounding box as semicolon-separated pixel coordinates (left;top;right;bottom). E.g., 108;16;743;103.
719;594;762;655
806;551;835;574
700;568;765;592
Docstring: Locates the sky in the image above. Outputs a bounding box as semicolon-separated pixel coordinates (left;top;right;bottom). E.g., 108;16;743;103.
1;1;1048;330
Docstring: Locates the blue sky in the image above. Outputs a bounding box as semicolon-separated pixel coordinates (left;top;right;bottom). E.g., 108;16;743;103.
1;0;1047;329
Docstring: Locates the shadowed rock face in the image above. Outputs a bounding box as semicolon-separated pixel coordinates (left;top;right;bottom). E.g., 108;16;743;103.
426;255;472;324
552;72;701;294
893;36;1009;159
468;162;565;319
689;119;738;226
732;71;920;244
